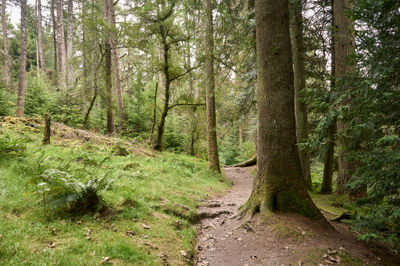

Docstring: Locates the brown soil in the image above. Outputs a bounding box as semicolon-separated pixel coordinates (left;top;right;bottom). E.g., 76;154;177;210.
195;167;400;266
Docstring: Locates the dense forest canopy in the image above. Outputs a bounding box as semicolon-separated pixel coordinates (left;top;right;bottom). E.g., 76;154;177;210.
1;0;400;260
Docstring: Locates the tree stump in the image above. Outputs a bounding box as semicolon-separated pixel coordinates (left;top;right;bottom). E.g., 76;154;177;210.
42;114;51;145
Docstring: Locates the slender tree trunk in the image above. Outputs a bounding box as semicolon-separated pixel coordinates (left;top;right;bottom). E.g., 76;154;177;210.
150;82;158;142
154;34;170;151
36;39;40;78
290;0;311;189
110;1;125;132
241;0;322;219
321;1;336;194
204;0;221;173
57;0;66;89
16;0;27;117
51;0;57;73
66;0;73;88
321;124;336;193
42;114;51;145
103;0;115;134
334;0;356;195
37;0;46;73
1;0;11;88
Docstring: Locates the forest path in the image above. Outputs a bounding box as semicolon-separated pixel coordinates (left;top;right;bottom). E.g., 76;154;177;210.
194;167;400;266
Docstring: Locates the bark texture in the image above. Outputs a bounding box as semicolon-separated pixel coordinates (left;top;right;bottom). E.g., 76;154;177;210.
16;0;28;117
241;0;322;219
290;0;311;189
204;0;221;173
333;0;356;195
66;0;73;88
1;0;11;88
110;1;125;132
37;0;46;73
103;0;115;134
56;0;66;89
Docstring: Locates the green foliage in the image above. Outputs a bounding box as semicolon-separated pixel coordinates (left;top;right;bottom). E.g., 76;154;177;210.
37;168;121;213
0;133;26;156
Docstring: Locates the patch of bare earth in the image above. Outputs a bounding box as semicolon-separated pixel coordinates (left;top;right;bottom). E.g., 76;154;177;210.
195;167;400;266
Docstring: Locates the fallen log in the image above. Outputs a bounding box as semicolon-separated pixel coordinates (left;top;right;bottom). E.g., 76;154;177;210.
233;154;257;167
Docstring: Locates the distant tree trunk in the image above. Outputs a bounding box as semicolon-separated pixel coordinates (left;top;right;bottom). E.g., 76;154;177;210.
42;114;51;145
321;1;336;194
103;0;115;134
51;0;57;73
110;1;125;132
36;39;40;78
37;0;46;73
334;0;356;195
150;82;158;142
204;0;221;173
241;0;322;219
56;0;66;89
290;0;311;189
154;32;171;151
66;0;73;88
321;124;336;193
1;0;11;88
16;0;27;117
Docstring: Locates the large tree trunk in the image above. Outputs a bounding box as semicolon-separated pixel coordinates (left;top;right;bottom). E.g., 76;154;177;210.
154;34;170;151
110;1;125;132
290;0;311;189
66;0;73;88
1;0;11;88
37;0;46;73
334;0;356;195
241;0;322;219
204;0;221;173
16;0;27;117
103;0;115;134
56;0;67;89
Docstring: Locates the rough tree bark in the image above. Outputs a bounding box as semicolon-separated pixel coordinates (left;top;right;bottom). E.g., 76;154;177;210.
334;0;356;195
103;0;115;134
16;0;27;117
110;1;125;132
240;0;322;219
290;0;311;189
66;0;73;88
204;0;221;173
56;0;66;89
1;0;11;88
37;0;46;73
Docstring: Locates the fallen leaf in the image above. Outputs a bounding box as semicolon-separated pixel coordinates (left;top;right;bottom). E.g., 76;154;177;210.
126;230;135;237
48;242;56;249
180;250;187;257
101;256;110;264
143;223;150;230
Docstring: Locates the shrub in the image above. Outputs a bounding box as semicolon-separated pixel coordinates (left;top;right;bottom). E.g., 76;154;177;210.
37;168;121;214
0;134;26;156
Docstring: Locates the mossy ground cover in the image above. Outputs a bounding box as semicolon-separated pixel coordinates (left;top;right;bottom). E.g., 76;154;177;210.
0;118;230;265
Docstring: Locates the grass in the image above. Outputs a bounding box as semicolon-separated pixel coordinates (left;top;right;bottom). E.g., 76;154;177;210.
303;248;364;266
0;118;230;265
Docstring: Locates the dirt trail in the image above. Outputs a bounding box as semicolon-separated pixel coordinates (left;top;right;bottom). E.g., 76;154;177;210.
195;167;400;266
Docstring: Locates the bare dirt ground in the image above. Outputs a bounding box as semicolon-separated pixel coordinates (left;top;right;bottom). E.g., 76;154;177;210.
195;167;400;266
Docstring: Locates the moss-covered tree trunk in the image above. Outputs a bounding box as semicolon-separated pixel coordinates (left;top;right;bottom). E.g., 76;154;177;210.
204;0;221;173
56;0;66;90
289;0;311;189
241;0;322;219
334;0;356;195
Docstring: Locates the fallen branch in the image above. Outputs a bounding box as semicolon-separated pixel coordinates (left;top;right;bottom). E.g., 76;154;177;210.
233;154;257;167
